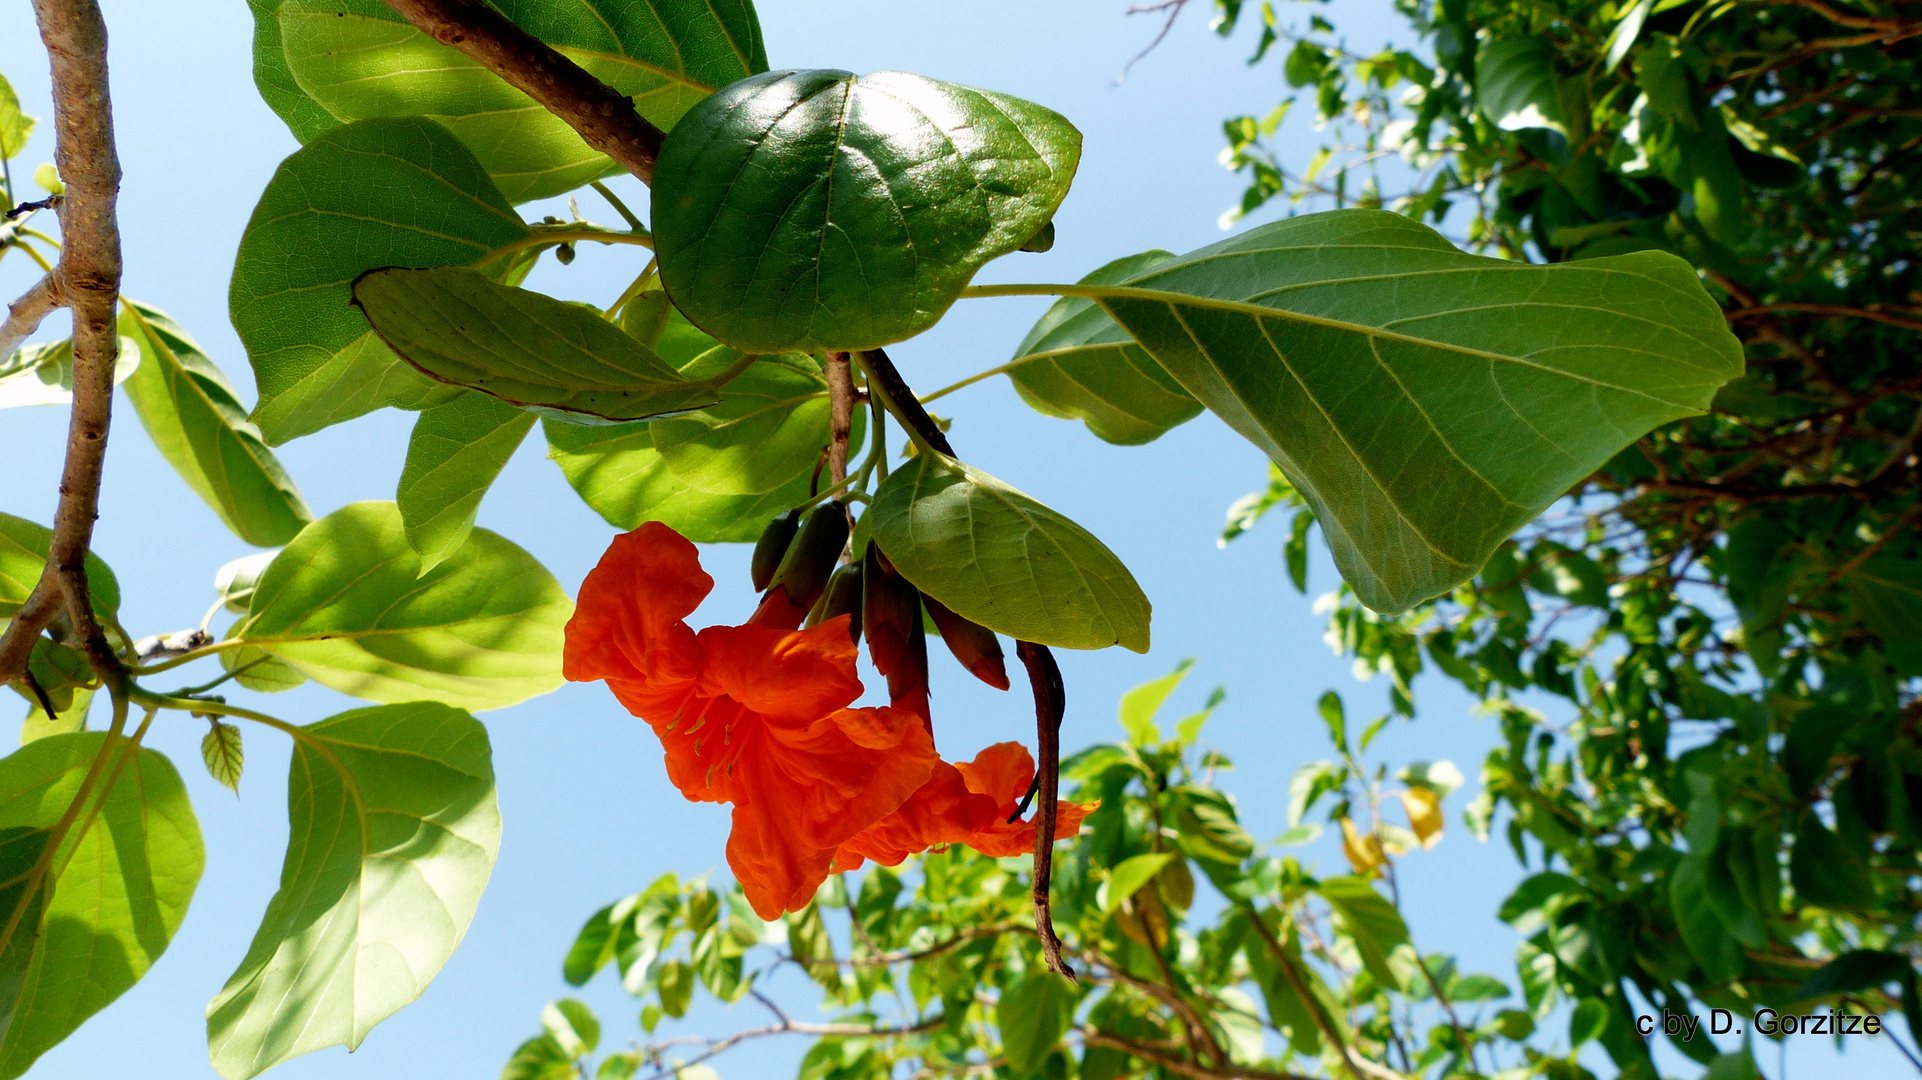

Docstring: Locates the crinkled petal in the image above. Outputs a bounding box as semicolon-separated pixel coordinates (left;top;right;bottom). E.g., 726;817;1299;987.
953;742;1097;858
697;619;863;724
836;761;999;867
727;705;938;918
963;798;1098;858
564;522;708;709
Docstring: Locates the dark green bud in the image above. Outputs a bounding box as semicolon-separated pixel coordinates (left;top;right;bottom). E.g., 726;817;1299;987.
805;563;865;643
750;509;803;592
750;503;849;629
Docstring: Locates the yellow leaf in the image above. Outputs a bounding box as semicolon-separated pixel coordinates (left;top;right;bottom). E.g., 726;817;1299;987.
1401;788;1444;850
1340;817;1386;875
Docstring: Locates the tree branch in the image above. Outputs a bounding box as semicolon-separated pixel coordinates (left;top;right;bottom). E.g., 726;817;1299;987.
0;0;126;694
1081;1029;1318;1080
826;352;854;484
0;275;61;359
376;0;665;183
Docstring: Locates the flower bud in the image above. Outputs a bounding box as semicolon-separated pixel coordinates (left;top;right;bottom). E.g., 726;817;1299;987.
749;503;848;629
750;509;803;593
922;595;1009;690
805;563;864;644
862;545;930;724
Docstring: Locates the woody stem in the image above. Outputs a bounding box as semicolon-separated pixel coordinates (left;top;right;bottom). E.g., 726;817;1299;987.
1018;639;1073;980
826;352;853;485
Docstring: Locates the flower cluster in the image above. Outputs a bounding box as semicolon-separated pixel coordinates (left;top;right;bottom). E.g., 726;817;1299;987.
565;522;1092;918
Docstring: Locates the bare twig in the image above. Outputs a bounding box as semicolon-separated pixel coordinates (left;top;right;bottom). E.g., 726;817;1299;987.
1725;302;1922;334
0;275;60;360
0;0;126;695
1118;0;1192;83
636;1012;944;1080
1081;1029;1318;1080
376;0;665;183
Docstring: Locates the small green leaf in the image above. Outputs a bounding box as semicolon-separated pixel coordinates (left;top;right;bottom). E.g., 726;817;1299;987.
0;336;141;410
1008;250;1199;446
1316;876;1410;988
207;702;500;1079
1569;997;1609;1046
652;352;862;495
201;722;244;794
1790;812;1873;911
1118;659;1193;746
232;117;529;445
1670;854;1743;982
254;0;768;202
0;512;120;619
1172;787;1256;863
213;552;278;616
543;419;803;543
397;392;537;572
219;634;307;695
0;74;32;158
653;69;1081;353
0;734;204;1079
997;972;1076;1075
500;1034;575;1080
236;501;570;710
541;998;599;1058
869;455;1149;653
29;165;58;196
119;300;313;546
1476;40;1564;132
353;267;719;425
1077;209;1742;613
1102;853;1175;914
1317;690;1347;753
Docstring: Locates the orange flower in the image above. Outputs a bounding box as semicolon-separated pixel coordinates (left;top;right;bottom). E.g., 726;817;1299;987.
565;523;938;918
954;742;1098;858
833;741;1098;871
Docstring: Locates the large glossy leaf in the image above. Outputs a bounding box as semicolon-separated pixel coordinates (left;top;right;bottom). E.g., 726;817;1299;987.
1034;210;1742;613
235;501;570;710
352;266;718;424
0;512;120;620
0;734;203;1079
1008;249;1198;446
206;702;499;1079
397;392;537;573
118;301;312;547
543;419;802;543
869;454;1149;652
231;117;529;445
252;0;767;202
653;69;1081;354
652;352;862;495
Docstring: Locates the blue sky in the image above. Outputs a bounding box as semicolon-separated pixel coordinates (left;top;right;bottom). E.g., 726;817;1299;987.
0;1;1906;1078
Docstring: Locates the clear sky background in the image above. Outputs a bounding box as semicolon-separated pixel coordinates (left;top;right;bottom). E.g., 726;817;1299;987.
0;2;1906;1078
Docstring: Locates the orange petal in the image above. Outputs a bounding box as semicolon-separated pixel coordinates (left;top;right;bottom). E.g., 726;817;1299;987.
956;742;1038;811
836;761;999;867
564;523;708;709
726;705;938;918
697;620;863;725
961;797;1099;859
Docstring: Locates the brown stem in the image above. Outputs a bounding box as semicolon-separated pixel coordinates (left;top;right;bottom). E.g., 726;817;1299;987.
375;0;665;183
1017;639;1073;979
861;347;955;456
0;275;61;358
826;352;854;484
0;0;125;695
1081;1029;1317;1080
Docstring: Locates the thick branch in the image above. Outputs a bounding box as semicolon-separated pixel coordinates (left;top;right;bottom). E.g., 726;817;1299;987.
0;0;125;692
376;0;665;183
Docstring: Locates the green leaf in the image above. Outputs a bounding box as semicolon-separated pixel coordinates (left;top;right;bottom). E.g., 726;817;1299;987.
207;702;500;1079
1476;39;1564;133
214;552;278;615
1317;690;1347;753
1669;854;1743;982
653;352;864;495
1008;250;1199;446
0;733;204;1079
500;1034;576;1080
1118;659;1192;746
0;74;31;160
1171;786;1255;863
20;687;90;746
254;0;767;202
232;117;530;445
1102;853;1175;914
1071;209;1742;613
119;301;313;547
542;998;599;1058
0;336;141;410
543;419;804;543
396;392;537;572
201;722;245;794
869;454;1150;652
1569;996;1609;1046
219;633;307;695
1790;812;1873;911
653;69;1081;354
353;267;720;425
0;512;120;619
1316;876;1409;988
1843;548;1922;677
997;972;1076;1075
235;501;570;710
